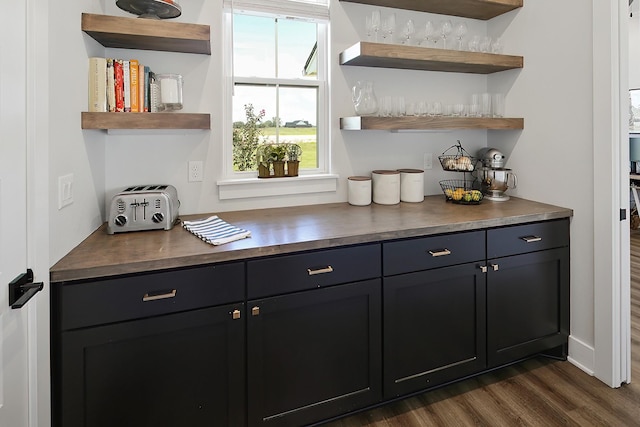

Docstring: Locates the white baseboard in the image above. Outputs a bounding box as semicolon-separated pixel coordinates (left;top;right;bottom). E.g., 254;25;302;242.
567;335;595;376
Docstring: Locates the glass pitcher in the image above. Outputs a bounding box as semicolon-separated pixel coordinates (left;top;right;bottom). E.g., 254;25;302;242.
352;81;378;116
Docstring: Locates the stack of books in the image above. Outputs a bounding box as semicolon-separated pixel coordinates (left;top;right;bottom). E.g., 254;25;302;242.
88;57;160;113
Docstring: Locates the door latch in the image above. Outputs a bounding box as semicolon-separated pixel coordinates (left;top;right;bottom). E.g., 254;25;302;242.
9;269;43;309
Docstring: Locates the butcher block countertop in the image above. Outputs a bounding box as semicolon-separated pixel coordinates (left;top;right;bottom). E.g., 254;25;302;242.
50;196;573;283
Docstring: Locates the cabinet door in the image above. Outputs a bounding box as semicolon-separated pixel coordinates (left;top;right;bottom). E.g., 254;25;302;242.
247;279;382;427
57;304;245;427
487;248;570;367
383;262;486;398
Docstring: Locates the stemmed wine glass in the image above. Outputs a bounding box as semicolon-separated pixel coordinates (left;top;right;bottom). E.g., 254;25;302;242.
371;10;381;42
381;13;395;44
423;20;437;47
440;19;453;50
401;19;415;45
453;22;468;50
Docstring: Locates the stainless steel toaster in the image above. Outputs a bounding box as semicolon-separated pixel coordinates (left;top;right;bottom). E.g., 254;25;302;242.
107;185;180;234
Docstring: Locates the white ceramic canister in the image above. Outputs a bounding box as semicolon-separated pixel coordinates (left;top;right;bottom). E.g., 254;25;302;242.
398;168;425;203
347;176;372;206
372;170;400;205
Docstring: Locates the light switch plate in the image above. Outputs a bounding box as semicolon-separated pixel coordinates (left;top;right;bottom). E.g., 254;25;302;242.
58;174;74;209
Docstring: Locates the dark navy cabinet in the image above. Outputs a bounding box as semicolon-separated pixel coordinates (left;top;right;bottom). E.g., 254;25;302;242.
246;244;382;427
51;220;570;427
51;263;246;427
486;219;570;366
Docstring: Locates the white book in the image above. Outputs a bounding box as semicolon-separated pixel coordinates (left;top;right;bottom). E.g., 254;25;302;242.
88;57;107;112
123;60;131;112
106;59;116;112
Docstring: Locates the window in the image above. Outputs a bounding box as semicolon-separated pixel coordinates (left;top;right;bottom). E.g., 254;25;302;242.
222;0;329;183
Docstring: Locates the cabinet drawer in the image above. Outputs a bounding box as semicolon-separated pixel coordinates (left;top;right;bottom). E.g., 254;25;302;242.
383;231;485;276
247;244;381;299
487;219;569;259
60;262;245;330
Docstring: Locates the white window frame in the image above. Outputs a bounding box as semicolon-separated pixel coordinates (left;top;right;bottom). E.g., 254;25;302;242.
217;3;337;200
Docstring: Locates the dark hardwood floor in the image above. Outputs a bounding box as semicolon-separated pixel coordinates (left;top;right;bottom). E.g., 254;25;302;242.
323;232;640;426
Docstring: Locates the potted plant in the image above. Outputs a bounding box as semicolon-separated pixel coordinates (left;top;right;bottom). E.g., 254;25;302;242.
256;144;272;178
285;143;302;177
270;143;287;177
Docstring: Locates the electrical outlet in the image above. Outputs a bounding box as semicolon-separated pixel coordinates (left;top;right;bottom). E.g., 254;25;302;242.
58;173;74;209
188;161;203;182
424;153;433;170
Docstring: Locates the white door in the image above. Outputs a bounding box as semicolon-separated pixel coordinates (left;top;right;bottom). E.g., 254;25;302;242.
0;1;40;425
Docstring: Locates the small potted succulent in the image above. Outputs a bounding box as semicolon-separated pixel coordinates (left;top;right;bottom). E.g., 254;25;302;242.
285;143;302;177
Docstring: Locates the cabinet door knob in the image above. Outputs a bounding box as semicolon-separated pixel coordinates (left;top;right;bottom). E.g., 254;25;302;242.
252;306;260;316
232;309;241;320
491;263;499;271
428;248;451;257
480;265;488;273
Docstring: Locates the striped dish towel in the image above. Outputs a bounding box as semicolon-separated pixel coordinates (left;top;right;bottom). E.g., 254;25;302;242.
182;215;251;245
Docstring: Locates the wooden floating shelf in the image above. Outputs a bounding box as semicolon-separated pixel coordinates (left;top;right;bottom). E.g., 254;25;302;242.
340;42;523;74
339;0;522;20
81;13;211;55
81;112;211;130
340;116;524;131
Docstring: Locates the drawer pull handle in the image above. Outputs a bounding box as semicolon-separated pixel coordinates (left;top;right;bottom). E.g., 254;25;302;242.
142;289;177;302
428;248;451;257
521;235;542;243
307;266;334;276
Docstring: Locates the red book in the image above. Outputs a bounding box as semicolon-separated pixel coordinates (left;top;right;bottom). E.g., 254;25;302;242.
114;59;124;112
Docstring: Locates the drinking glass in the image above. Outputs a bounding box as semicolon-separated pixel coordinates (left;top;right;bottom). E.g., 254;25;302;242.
381;13;396;44
491;37;503;54
440;20;453;49
479;36;492;53
401;19;415;45
492;93;505;117
468;35;480;52
453;22;468;50
480;92;492;117
371;10;381;42
424;21;439;48
430;101;443;116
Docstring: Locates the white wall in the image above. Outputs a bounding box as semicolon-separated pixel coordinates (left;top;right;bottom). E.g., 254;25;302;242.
49;0;599;373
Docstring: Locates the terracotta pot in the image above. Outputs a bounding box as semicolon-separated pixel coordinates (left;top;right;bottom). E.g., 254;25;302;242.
273;161;286;177
286;160;299;177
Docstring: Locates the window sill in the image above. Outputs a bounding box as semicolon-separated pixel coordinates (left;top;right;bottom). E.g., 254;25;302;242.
217;174;339;200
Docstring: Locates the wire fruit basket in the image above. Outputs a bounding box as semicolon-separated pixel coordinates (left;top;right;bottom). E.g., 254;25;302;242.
438;141;477;172
439;179;483;205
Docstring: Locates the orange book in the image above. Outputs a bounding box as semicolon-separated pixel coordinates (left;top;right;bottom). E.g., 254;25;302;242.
130;59;139;112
